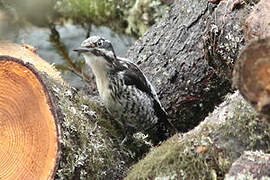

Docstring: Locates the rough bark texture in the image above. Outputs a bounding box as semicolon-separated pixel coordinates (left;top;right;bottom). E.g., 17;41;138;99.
126;0;252;131
125;92;270;179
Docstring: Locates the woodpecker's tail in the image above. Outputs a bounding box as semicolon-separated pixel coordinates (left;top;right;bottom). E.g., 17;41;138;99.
147;117;176;145
146;100;177;144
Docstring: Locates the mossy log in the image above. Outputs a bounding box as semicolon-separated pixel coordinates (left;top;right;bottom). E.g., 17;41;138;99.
0;42;136;180
125;91;270;179
126;0;253;132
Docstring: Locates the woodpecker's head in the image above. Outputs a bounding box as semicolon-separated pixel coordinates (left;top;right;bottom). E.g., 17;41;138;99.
73;36;116;61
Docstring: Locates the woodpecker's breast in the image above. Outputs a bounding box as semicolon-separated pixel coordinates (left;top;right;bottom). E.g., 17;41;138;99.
83;54;113;102
96;77;113;106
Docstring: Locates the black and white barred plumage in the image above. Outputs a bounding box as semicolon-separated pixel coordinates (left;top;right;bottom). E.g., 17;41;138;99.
74;36;172;144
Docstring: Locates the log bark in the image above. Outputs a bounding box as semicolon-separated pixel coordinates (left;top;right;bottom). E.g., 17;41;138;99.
0;42;145;180
126;0;252;131
125;91;270;179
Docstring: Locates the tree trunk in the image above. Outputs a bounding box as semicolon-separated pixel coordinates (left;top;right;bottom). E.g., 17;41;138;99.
126;0;252;131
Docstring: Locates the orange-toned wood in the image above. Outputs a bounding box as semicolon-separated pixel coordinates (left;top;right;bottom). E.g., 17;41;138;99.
0;56;59;180
233;37;270;116
0;41;62;82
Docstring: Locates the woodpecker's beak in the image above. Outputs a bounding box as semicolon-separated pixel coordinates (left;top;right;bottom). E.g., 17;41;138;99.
73;47;90;53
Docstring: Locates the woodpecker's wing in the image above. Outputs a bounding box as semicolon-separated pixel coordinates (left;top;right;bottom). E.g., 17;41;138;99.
117;57;157;99
117;57;167;120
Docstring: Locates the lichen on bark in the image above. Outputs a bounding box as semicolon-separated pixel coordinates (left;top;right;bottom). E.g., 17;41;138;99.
45;78;129;180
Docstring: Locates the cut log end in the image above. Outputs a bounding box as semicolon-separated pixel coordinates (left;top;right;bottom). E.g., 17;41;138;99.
233;37;270;116
0;56;60;179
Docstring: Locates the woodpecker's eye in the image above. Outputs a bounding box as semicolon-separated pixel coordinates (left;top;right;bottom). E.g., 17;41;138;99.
97;41;103;47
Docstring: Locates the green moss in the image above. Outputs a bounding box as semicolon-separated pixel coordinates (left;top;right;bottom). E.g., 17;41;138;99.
45;78;126;179
216;95;270;156
126;131;231;179
44;77;152;179
125;93;270;179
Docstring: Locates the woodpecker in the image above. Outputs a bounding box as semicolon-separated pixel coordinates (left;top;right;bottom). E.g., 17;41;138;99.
74;36;173;144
